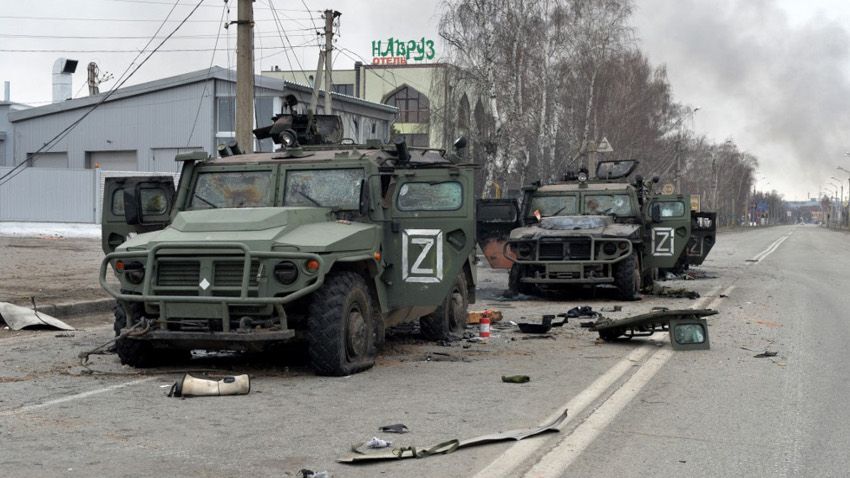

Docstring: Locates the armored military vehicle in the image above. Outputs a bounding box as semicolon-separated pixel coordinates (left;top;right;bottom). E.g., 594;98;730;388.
477;160;714;299
100;113;476;376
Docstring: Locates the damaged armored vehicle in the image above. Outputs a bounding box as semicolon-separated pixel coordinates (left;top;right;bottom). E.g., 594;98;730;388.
477;160;715;299
100;111;476;376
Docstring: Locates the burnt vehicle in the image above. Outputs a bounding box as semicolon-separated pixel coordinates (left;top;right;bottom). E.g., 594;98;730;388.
100;112;477;376
477;160;715;299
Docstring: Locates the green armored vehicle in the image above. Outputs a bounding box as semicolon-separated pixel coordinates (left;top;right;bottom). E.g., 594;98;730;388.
477;160;714;299
100;113;476;376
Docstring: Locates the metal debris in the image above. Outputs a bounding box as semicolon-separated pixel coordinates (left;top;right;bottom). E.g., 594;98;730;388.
0;301;74;331
753;351;778;358
379;424;409;434
501;375;530;383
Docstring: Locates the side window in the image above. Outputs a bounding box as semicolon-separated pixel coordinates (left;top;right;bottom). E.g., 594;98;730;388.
111;189;125;216
140;187;169;216
657;201;686;218
397;181;462;211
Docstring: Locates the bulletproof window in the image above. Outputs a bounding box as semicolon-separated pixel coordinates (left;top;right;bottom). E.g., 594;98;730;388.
140;187;169;216
385;86;430;123
656;201;686;218
189;171;274;209
284;169;365;210
529;195;578;217
583;194;634;216
397;181;463;211
111;189;125;216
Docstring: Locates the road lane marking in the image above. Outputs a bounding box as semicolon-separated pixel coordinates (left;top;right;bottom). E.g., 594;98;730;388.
522;286;734;477
747;232;792;264
476;286;727;478
0;377;158;417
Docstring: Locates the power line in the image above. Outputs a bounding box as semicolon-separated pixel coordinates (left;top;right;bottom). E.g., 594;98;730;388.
0;0;205;188
0;14;319;22
0;30;323;40
266;0;313;85
98;0;304;10
187;1;228;147
0;46;317;53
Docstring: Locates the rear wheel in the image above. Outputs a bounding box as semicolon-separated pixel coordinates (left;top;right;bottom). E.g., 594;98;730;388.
307;272;378;376
420;273;469;340
508;264;535;296
613;252;641;300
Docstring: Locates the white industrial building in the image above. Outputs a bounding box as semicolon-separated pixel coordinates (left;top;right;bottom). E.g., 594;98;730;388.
0;66;398;222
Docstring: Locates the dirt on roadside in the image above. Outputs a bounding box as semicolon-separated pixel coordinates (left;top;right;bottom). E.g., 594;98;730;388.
1;236;110;306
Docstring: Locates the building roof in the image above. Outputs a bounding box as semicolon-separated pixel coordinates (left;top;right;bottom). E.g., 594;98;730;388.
9;66;396;122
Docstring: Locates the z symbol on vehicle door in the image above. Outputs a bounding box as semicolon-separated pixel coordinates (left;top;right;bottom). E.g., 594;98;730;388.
652;227;675;256
402;229;444;283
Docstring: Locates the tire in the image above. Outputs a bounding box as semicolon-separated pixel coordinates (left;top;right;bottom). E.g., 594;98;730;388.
613;252;641;300
508;264;535;296
114;302;189;367
307;272;379;376
112;302;127;337
420;273;469;341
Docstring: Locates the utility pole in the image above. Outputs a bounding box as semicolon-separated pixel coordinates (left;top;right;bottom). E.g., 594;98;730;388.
310;10;340;115
236;0;254;152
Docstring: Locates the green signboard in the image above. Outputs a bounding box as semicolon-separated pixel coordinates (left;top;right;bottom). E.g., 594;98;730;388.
371;37;436;65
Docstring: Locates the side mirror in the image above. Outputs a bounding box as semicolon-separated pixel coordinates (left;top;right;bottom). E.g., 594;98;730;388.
453;136;468;150
650;204;662;223
359;179;370;216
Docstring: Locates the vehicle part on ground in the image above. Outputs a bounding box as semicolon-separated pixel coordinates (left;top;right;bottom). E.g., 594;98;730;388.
337;408;569;463
593;308;717;349
477;159;716;301
168;373;251;397
98;115;478;375
0;301;74;331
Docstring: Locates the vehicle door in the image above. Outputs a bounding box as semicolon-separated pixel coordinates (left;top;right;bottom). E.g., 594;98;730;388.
102;176;175;254
383;167;475;310
476;198;519;269
644;195;691;269
686;211;717;266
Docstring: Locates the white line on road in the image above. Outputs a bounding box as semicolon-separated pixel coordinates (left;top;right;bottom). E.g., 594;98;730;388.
522;286;734;478
0;377;158;417
747;232;793;264
475;286;728;478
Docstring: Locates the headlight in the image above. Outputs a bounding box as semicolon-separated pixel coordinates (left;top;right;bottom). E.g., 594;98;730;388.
274;261;299;284
602;242;617;255
124;261;145;284
516;243;533;258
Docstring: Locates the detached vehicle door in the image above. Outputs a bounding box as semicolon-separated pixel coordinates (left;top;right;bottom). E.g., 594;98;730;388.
686;211;717;266
476;198;519;269
643;196;691;270
102;176;176;254
383;167;475;310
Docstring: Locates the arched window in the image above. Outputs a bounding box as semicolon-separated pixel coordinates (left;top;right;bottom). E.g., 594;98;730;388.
385;85;430;123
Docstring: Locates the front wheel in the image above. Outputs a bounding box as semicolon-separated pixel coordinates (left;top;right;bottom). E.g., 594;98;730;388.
613;252;641;300
420;273;469;340
307;272;379;376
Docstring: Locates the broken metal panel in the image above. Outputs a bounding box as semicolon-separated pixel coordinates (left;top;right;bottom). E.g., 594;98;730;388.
594;308;717;346
686;211;717;266
0;302;75;331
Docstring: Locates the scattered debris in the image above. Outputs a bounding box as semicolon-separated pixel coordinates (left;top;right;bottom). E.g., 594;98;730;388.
580;321;595;328
299;469;331;478
753;351;778;358
517;319;552;334
379;424;409;434
467;309;503;324
338;408;569;463
641;284;700;299
0;301;74;331
168;373;251;397
566;306;597;318
600;305;623;312
521;335;555;340
366;437;393;449
501;375;530;383
594;308;718;350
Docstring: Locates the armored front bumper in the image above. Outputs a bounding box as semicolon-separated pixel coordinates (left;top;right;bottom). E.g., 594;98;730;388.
101;242;325;332
505;236;633;284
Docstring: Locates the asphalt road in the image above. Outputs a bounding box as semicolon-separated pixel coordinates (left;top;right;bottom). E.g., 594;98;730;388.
0;225;841;477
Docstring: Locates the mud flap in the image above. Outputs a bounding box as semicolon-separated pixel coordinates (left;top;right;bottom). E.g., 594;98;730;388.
476;199;519;269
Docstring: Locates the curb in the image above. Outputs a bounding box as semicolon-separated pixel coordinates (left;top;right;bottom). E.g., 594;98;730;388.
37;298;115;318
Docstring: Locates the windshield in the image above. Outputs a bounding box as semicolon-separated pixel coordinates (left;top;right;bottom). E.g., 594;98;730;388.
583;194;634;216
529;195;578;217
188;170;274;210
284;169;364;209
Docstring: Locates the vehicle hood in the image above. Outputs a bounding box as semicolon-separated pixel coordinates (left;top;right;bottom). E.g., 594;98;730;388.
509;215;641;239
119;207;379;253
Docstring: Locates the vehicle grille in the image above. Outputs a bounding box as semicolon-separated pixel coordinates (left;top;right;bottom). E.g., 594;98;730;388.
565;240;591;260
536;240;592;261
214;261;260;287
538;242;564;260
156;261;200;286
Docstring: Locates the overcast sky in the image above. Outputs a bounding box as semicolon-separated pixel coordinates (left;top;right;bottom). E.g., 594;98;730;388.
2;0;849;200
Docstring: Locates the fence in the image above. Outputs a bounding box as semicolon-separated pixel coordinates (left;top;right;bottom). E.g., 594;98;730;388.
0;168;178;223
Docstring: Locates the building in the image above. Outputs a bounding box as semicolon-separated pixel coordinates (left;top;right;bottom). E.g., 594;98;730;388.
0;66;397;222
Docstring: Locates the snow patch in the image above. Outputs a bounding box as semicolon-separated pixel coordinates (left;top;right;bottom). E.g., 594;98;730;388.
0;222;101;239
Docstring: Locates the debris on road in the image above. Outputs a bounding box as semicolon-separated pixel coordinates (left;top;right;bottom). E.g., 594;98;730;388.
753;351;779;358
338;408;569;463
299;469;331;478
366;437;393;449
600;305;623;312
467;309;503;324
566;306;598;318
501;375;531;383
594;308;718;350
641;284;700;299
168;373;251;397
0;301;74;331
379;424;409;434
580;321;595;328
517;318;552;334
